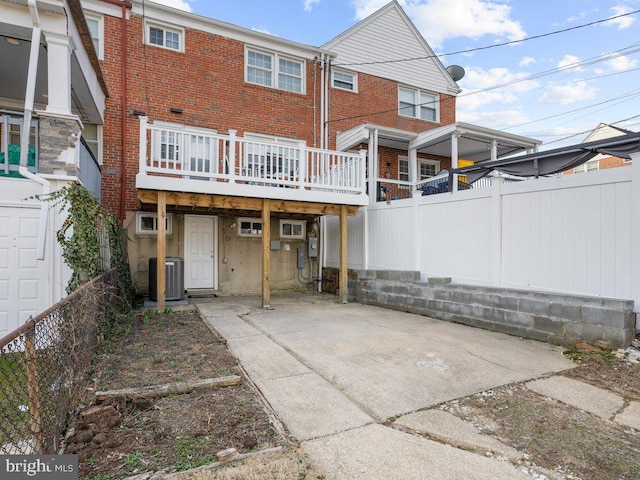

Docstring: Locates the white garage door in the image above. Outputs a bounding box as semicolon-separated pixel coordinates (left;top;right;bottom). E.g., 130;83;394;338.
0;207;50;339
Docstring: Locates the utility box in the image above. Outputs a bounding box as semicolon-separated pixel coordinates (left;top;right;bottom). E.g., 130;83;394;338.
297;247;305;269
308;237;319;258
149;257;185;301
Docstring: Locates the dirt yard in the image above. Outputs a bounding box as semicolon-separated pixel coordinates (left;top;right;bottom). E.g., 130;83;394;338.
443;350;640;480
72;308;324;480
71;306;639;480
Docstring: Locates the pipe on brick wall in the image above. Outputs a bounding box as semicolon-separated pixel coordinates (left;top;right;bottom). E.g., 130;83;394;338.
102;0;132;223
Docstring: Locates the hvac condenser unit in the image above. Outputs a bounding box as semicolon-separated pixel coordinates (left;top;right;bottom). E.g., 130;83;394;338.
148;257;185;301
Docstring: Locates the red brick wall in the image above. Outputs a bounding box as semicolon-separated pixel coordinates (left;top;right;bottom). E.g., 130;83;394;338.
327;72;457;150
101;13;318;214
100;12;458;215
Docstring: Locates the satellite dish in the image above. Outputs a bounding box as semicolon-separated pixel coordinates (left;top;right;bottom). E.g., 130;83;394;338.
446;65;465;82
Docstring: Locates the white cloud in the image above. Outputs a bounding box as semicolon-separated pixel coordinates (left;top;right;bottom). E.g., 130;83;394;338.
603;54;638;71
457;109;530;129
565;10;588;23
304;0;320;12
557;54;583;72
604;5;635;30
519;56;535;67
538;81;597;105
461;66;539;94
351;0;526;49
456;66;538;119
152;0;192;12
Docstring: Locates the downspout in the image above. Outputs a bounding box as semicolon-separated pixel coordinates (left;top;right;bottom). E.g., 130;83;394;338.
102;0;132;224
20;0;50;261
319;54;325;149
313;57;317;147
325;58;331;149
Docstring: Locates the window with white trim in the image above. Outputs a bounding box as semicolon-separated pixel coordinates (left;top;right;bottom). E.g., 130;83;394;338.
246;48;305;94
332;70;357;92
146;21;184;52
398;86;439;122
280;220;305;239
419;160;440;179
82;123;102;164
238;217;263;237
573;160;599;173
85;14;103;60
136;212;173;235
398;157;409;182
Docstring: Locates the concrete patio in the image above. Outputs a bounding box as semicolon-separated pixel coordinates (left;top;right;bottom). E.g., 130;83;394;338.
196;293;576;479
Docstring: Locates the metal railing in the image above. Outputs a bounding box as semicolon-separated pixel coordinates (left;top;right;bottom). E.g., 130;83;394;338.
0;269;120;454
78;137;101;201
138;117;367;197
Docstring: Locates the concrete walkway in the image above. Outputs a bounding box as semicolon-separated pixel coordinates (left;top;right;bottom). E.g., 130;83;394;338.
196;293;577;479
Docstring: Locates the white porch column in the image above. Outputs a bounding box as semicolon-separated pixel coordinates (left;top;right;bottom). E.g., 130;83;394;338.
490;139;498;162
368;128;379;205
44;33;73;116
451;132;460;192
408;147;418;192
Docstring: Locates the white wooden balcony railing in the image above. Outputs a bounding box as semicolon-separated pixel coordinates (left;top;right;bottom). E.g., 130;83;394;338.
136;118;368;206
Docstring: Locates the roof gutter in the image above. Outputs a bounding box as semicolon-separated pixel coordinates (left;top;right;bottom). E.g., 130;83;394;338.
20;0;50;261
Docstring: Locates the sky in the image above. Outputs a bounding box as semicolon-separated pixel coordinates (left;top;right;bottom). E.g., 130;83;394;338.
152;0;639;149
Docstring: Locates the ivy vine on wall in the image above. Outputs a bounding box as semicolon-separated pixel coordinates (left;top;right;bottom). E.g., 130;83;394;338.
35;183;135;304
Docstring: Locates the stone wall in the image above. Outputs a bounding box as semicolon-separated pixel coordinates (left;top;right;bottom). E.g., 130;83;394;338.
349;271;636;349
38;114;81;176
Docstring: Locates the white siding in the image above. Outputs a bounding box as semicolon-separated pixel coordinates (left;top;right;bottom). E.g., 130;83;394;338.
324;212;365;270
323;5;456;95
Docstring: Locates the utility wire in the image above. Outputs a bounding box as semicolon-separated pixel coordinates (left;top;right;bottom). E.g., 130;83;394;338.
328;43;640;125
459;43;640;98
334;8;640;66
539;114;640;145
501;87;640;130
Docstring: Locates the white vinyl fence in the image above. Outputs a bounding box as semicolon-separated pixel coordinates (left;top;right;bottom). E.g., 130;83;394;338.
324;153;640;312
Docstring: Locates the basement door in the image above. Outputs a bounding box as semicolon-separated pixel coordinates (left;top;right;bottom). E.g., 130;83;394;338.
184;215;218;290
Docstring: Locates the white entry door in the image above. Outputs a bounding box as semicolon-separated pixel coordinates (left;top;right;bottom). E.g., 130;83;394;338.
184;215;217;289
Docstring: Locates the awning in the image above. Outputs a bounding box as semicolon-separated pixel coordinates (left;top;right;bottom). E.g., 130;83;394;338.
451;131;640;184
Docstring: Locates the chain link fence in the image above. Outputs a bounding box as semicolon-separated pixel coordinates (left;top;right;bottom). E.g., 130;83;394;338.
0;269;122;454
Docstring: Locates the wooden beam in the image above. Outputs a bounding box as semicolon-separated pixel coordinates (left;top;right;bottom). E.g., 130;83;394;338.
157;191;167;310
339;204;348;304
262;198;271;309
138;190;360;216
95;375;242;402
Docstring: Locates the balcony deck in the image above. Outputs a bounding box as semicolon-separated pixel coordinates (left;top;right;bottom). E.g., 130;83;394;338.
136;118;369;207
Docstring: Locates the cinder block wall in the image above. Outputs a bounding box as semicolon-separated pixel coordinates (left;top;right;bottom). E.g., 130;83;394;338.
349;271;636;348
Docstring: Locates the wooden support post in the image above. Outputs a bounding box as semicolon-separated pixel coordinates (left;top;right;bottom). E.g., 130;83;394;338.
157;191;167;311
262;199;271;309
339;204;348;304
24;324;44;454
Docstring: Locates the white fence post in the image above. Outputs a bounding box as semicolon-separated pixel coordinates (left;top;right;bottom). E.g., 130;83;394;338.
299;141;307;189
490;177;505;286
228;129;236;182
631;152;640;319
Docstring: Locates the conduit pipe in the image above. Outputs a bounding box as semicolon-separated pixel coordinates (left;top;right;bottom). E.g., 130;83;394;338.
102;0;132;223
